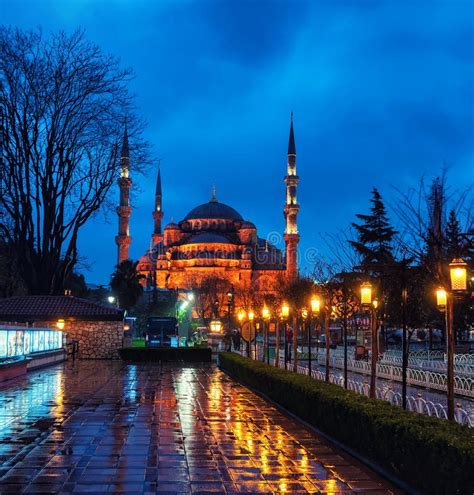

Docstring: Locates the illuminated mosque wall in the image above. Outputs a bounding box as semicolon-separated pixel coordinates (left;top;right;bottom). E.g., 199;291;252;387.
118;117;301;304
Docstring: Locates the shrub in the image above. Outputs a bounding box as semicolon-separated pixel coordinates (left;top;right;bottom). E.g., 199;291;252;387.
119;347;211;362
219;352;474;495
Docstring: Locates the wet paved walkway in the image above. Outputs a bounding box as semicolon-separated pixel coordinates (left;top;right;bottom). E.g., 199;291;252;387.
0;361;401;494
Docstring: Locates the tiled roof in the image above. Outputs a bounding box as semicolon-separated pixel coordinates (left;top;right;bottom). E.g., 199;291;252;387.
0;296;124;322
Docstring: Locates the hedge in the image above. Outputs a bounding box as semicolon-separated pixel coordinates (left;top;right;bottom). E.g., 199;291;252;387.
119;347;211;362
219;352;474;495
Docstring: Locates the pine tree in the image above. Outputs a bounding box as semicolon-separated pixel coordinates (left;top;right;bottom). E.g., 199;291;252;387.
445;209;463;260
350;188;398;274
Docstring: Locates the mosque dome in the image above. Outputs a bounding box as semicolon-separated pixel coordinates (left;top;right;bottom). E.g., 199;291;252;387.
184;200;243;221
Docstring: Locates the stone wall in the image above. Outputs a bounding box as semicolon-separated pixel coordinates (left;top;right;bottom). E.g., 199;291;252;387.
37;320;124;359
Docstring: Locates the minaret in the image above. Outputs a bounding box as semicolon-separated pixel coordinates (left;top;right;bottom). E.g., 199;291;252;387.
152;163;164;245
283;113;300;280
115;127;132;264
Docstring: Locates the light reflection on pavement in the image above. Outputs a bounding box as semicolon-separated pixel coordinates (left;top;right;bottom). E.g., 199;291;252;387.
0;361;402;494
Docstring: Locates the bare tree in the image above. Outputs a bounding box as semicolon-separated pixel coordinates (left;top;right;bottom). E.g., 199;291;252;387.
318;228;361;274
234;279;261;313
0;27;149;294
391;171;473;277
191;275;230;324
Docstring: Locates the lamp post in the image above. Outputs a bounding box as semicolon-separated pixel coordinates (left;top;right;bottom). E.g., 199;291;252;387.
361;282;379;398
301;308;308;373
310;295;321;377
238;310;245;355
227;287;234;336
438;258;468;421
262;306;271;364
281;302;290;370
292;312;298;373
331;274;358;389
248;310;256;359
324;302;331;382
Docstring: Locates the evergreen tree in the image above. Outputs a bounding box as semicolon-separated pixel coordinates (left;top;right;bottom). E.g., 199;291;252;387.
110;260;144;311
445;209;463;260
350;188;398;274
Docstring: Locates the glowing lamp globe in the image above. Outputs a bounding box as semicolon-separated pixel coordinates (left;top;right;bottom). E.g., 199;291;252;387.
209;320;222;334
449;258;468;292
436;288;447;308
281;303;290;318
310;296;321;314
360;282;373;306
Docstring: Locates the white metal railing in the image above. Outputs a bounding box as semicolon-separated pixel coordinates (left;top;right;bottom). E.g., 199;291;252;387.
379;355;474;376
382;349;445;360
453;353;474;365
379;349;474;375
264;355;473;428
233;343;473;401
315;354;473;398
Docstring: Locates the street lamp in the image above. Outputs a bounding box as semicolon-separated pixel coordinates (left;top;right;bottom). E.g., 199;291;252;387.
300;307;311;376
247;310;256;359
309;295;321;377
360;282;379;399
262;306;271;364
440;257;469;421
56;319;65;331
311;296;321;314
237;310;245;354
107;295;116;305
436;288;447;308
209;320;222;334
226;286;234;338
450;258;468;291
281;302;290;369
360;282;372;306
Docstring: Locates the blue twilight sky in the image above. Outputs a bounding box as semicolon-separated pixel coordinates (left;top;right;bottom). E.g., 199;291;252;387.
1;0;474;284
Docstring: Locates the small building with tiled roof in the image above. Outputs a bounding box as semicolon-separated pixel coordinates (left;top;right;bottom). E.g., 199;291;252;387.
0;296;125;359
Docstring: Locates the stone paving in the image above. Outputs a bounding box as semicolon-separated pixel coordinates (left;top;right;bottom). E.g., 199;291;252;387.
0;361;402;494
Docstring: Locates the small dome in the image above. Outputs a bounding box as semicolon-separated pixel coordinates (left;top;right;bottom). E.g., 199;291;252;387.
184;200;243;221
240;221;256;229
164;222;180;230
186;233;235;244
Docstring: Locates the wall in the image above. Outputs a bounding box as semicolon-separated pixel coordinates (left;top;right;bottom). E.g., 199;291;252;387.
36;320;124;359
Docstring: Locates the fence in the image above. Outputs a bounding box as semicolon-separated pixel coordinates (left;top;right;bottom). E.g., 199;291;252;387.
379;349;474;376
234;346;473;427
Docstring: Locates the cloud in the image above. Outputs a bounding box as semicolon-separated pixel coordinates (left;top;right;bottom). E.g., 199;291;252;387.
2;0;473;282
